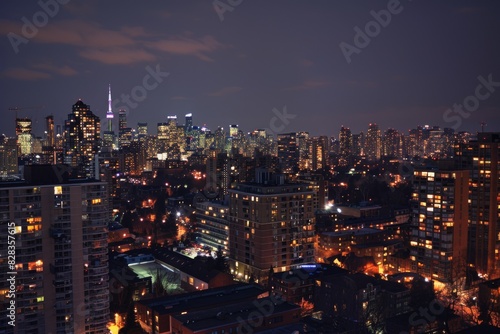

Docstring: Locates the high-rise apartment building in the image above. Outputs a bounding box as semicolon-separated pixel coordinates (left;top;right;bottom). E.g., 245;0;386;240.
366;123;381;161
410;168;469;284
64;100;101;178
0;136;18;175
309;137;327;171
228;169;315;282
455;133;500;278
382;128;401;158
0;165;109;333
339;126;353;157
195;201;230;254
46;115;55;147
206;151;229;199
352;132;365;157
277;133;299;173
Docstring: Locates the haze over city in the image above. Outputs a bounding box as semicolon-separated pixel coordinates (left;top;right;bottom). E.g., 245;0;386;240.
1;0;500;137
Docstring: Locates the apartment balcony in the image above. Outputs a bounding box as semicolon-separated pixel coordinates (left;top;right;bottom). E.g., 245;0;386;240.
87;246;107;256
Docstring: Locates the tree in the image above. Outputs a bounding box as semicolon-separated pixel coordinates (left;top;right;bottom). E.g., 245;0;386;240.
410;278;435;310
300;298;315;317
214;246;229;274
148;268;179;297
118;297;146;334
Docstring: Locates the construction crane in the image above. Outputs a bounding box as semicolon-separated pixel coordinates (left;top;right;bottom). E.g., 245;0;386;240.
8;106;44;119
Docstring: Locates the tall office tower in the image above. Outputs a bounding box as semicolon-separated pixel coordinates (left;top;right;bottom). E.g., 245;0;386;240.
455;133;500;278
158;116;186;156
229;169;315;282
16;117;32;155
0;136;18;175
137;122;148;141
365;123;381;161
117;110;130;149
157;122;168;141
339;126;353;157
277;133;299;173
118;109;127;134
185;113;193;134
46;115;55;147
119;127;133;149
0;165;109;333
352;132;365;157
410;168;469;284
64;100;101;178
229;124;239;138
382;128;401;158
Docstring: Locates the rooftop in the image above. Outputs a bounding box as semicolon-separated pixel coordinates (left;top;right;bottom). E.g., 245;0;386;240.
137;283;266;315
172;296;300;331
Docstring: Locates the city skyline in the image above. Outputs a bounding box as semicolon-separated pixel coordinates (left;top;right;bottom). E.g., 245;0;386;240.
1;1;500;137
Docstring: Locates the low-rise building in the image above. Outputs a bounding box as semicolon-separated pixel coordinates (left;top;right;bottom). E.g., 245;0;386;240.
170;297;301;334
136;283;267;334
314;272;410;329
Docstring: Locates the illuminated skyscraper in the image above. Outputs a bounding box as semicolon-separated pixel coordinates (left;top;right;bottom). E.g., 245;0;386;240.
310;137;327;171
352;132;365;157
137;122;148;141
0;136;17;175
185;113;193;133
277;132;299;173
229;124;239;138
366;123;381;161
118;109;127;133
382;128;401;158
339;126;353;157
16;117;32;155
64;100;101;178
45;115;55;147
297;132;310;170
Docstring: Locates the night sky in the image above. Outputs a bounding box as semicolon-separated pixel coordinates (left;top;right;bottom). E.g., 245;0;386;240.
1;1;499;137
